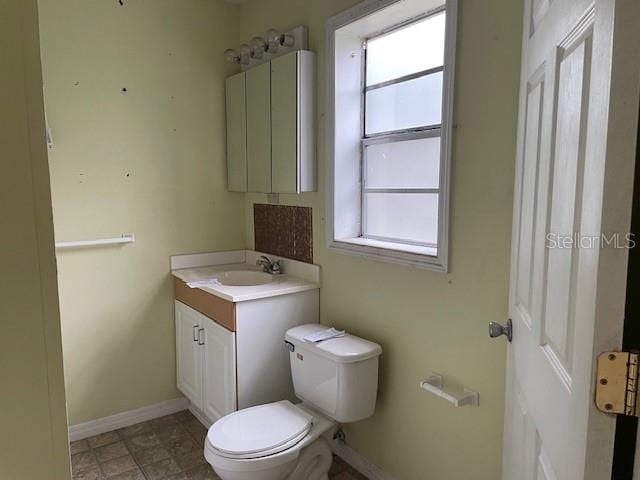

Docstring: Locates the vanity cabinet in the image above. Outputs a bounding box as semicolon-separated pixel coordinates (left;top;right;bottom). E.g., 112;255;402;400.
224;50;315;194
174;277;319;424
175;301;236;420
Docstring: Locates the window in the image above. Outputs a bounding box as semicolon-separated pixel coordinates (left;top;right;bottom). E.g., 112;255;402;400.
362;12;445;250
327;0;456;271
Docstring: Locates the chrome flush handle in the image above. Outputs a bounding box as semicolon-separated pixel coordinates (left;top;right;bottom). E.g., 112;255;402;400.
489;319;513;342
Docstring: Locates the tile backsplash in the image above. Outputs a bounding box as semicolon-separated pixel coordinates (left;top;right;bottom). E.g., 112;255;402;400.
254;204;313;264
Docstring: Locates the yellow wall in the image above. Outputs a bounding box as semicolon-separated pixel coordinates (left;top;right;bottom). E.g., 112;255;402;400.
38;0;246;425
239;1;523;478
0;0;71;478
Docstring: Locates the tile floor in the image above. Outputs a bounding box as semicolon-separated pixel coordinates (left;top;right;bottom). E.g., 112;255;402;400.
70;410;367;480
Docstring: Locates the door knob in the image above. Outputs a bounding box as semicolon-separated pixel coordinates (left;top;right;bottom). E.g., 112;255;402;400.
489;319;512;342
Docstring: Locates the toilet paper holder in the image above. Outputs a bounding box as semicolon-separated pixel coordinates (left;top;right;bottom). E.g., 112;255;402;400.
419;373;479;407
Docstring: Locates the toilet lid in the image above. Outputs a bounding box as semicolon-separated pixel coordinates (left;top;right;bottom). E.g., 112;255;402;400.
208;401;313;458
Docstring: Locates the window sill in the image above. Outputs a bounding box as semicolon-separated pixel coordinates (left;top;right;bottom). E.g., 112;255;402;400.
329;237;446;271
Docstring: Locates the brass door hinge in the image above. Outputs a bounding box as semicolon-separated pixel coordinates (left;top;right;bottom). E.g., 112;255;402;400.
595;351;640;416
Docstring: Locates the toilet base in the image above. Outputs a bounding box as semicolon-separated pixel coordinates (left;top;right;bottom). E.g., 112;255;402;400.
286;437;332;480
207;437;333;480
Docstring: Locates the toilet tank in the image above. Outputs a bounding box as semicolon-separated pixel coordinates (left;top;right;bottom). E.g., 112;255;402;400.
285;324;382;423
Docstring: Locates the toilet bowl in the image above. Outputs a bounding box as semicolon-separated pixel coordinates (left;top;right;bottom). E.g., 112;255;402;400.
204;401;335;480
205;324;382;480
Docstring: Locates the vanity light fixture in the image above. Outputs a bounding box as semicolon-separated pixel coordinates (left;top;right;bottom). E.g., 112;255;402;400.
224;26;302;65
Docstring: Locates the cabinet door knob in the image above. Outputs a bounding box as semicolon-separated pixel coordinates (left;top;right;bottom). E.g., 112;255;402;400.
198;328;205;346
193;325;199;342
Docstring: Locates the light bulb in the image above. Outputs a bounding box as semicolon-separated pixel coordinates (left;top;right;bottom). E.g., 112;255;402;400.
265;28;280;53
224;48;240;64
280;34;294;47
238;44;251;65
250;37;266;59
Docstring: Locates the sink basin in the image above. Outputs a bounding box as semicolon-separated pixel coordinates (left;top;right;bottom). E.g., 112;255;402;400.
216;270;274;287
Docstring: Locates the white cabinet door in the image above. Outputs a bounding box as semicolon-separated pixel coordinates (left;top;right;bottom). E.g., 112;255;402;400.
270;52;297;194
271;50;316;193
175;302;203;411
226;71;247;192
202;318;237;422
246;62;272;193
270;50;315;193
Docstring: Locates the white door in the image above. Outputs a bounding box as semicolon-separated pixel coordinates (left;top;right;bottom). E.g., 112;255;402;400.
175;302;203;410
503;0;640;479
202;318;237;422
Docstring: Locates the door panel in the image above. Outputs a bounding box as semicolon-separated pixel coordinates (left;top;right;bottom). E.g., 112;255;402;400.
226;72;247;192
504;0;640;478
246;62;271;193
202;319;237;422
515;78;544;326
504;366;535;480
536;445;557;480
542;35;591;375
175;302;203;410
271;51;298;193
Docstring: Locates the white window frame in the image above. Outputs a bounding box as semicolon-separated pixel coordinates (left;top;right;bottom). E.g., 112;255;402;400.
326;0;457;271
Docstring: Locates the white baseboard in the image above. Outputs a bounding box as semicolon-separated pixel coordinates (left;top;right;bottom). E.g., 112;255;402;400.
68;397;189;442
330;438;396;480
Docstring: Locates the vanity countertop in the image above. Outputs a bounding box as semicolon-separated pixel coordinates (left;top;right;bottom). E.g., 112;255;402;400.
172;263;319;303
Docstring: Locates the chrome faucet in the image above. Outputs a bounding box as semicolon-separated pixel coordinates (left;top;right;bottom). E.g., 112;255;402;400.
256;255;283;275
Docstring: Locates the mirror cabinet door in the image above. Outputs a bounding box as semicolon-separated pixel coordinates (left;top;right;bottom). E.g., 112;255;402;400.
246;62;272;193
225;72;247;192
271;52;298;194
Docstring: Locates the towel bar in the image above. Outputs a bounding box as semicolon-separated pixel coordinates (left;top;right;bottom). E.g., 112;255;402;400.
55;233;135;249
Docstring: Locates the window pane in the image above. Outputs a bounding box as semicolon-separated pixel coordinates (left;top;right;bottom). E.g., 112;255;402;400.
365;72;443;135
364;193;438;244
366;11;446;86
365;137;440;189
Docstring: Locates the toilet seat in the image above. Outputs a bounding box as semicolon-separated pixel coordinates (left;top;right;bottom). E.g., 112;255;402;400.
204;402;337;479
207;401;314;460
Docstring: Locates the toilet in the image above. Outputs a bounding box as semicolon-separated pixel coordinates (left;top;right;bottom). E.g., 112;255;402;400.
204;324;382;480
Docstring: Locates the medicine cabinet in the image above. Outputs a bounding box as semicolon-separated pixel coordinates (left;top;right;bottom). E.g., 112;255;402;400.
225;50;315;194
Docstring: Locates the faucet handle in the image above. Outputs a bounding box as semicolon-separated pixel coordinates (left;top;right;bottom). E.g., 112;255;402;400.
255;255;282;274
272;260;283;274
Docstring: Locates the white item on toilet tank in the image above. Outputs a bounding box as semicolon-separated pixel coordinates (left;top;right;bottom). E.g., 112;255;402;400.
285;324;382;423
